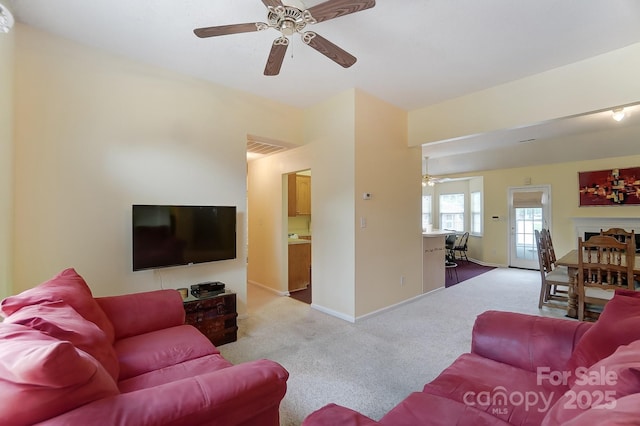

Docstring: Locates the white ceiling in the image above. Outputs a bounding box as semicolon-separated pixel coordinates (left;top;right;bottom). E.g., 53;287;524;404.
6;0;640;172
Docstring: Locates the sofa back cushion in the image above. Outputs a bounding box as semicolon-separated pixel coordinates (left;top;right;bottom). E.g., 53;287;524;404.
96;289;185;340
543;340;640;425
4;301;119;381
566;292;640;382
0;323;119;426
0;268;115;343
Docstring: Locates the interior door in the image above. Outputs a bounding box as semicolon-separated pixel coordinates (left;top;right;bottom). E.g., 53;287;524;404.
508;185;551;269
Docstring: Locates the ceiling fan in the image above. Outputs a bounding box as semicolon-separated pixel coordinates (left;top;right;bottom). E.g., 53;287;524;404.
193;0;375;76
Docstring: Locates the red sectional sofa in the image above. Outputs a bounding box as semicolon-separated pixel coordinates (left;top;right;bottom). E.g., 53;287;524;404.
303;290;640;425
0;268;289;426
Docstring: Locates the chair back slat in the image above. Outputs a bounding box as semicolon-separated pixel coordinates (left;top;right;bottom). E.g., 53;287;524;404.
577;234;635;320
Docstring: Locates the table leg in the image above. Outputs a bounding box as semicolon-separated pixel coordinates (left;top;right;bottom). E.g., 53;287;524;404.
566;266;578;319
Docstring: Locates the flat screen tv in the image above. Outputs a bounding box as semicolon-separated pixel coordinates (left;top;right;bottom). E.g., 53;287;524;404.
132;205;236;271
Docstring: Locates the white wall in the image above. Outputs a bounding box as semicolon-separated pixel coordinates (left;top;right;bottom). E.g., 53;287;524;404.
0;29;14;299
11;25;302;315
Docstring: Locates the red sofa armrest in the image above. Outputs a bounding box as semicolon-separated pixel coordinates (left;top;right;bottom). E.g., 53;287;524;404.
37;359;288;426
471;311;592;373
303;404;381;426
96;289;185;340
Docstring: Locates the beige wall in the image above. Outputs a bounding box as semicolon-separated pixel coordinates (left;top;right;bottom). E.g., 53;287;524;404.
409;42;640;145
248;91;357;318
354;91;422;317
0;29;14;299
10;25;302;315
247;145;312;295
248;90;422;320
460;154;640;266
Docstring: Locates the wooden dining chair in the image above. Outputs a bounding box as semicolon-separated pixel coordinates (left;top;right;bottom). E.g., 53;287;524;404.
535;229;571;309
577;235;635;321
541;229;561;269
539;228;569;298
601;228;636;252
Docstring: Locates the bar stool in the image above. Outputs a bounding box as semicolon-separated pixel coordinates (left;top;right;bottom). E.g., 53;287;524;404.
445;260;458;283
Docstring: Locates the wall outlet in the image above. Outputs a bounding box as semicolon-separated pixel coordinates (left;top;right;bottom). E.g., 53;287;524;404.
400;276;405;286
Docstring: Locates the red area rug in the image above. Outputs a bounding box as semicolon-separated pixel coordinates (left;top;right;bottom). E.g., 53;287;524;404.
445;261;496;288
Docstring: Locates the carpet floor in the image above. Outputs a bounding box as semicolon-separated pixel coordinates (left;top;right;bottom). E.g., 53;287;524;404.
219;267;567;426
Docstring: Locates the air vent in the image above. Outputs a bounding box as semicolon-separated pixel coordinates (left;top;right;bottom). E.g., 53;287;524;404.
247;140;288;155
246;135;295;161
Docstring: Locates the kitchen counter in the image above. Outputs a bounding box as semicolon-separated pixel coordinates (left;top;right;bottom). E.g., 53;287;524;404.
288;238;311;245
422;230;454;237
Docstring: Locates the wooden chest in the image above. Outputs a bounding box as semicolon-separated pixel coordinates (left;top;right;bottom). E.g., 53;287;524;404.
183;292;238;346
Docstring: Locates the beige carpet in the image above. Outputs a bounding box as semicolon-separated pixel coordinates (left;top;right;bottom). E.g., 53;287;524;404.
219;267;569;426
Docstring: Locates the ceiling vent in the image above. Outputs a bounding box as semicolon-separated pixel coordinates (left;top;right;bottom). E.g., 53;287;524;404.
246;134;295;161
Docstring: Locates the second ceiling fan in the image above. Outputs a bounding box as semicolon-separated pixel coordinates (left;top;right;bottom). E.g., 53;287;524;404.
194;0;375;76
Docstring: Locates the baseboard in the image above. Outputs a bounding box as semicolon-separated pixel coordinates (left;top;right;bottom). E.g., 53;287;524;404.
248;280;289;297
310;303;356;323
467;257;505;268
354;288;445;322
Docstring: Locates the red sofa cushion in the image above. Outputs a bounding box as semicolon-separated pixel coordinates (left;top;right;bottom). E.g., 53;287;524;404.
423;352;563;426
0;323;118;426
566;292;640;382
380;392;512;426
543;339;640;425
118;353;233;393
97;289;186;340
302;403;380;426
558;393;640;425
0;268;115;343
4;301;120;381
115;324;218;380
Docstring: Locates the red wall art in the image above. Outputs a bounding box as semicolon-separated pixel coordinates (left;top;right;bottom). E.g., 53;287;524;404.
578;167;640;206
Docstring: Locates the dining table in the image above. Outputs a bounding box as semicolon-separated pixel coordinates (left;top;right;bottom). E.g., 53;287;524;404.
556;249;640;318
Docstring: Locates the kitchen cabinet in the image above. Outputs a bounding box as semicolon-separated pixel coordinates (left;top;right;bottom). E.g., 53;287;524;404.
288;241;311;292
288;174;311;216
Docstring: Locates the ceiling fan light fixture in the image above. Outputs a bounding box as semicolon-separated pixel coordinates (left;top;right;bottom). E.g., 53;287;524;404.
612;107;626;122
280;20;296;35
422;175;437;187
0;3;15;34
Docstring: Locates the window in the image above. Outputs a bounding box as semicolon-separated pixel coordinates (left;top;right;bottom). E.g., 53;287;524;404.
471;191;482;235
422;195;432;230
439;193;464;232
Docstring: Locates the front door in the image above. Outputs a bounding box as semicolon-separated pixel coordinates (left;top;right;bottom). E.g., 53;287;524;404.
508;185;551;269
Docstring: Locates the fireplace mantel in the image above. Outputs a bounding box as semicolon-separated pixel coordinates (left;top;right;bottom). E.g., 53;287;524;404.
572;217;640;239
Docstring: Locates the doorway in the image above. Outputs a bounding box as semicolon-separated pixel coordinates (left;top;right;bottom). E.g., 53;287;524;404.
508;185;551;269
286;170;312;304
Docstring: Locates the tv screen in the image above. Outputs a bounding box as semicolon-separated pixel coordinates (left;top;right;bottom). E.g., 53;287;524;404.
132;205;236;271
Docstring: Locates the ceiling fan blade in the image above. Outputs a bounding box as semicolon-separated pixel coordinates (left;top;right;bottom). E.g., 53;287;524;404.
264;38;289;76
194;23;263;38
262;0;283;8
307;0;375;23
303;32;356;68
